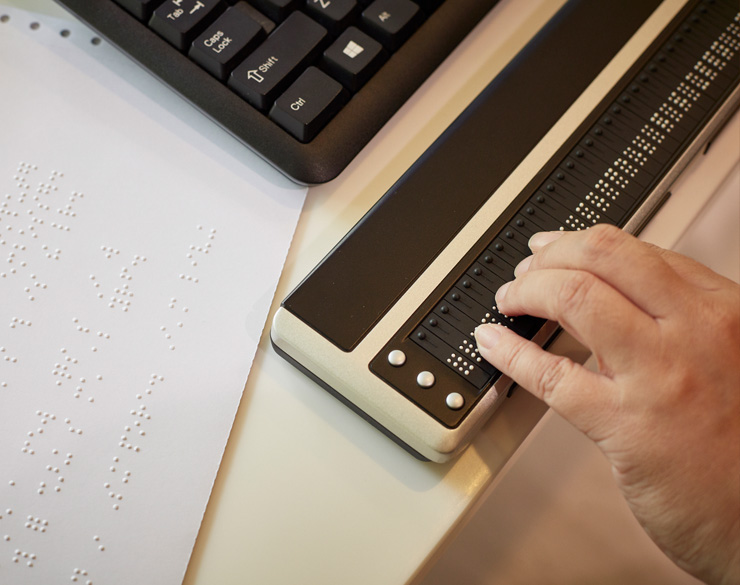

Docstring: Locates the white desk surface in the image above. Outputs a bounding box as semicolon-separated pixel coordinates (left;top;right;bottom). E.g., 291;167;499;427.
16;1;740;583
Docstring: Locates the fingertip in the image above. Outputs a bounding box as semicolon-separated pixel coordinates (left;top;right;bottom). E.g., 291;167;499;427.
514;255;532;277
495;281;511;305
474;323;504;352
529;230;565;252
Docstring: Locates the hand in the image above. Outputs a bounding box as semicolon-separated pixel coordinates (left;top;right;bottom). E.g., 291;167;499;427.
474;224;740;585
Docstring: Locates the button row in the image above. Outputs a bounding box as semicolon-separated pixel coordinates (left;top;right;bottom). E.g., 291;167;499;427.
385;350;464;410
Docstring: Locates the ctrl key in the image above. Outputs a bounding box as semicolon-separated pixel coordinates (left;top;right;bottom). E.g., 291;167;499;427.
269;67;348;143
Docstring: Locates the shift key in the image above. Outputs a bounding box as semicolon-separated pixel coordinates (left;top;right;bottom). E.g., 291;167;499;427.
228;12;327;111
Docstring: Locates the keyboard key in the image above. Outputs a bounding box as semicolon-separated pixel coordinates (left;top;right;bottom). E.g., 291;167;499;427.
249;0;301;22
235;3;277;34
112;0;162;21
413;0;443;12
189;3;265;80
228;12;328;111
361;0;422;51
323;27;386;92
149;0;225;51
304;0;360;35
270;67;349;142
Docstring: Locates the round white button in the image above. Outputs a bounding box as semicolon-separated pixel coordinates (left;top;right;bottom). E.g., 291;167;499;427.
416;371;435;388
387;349;406;367
446;392;464;410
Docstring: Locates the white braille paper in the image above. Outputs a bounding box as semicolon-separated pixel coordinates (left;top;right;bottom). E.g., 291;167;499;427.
0;3;306;584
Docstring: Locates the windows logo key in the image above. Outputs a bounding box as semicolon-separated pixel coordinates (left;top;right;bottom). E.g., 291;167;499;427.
343;40;365;59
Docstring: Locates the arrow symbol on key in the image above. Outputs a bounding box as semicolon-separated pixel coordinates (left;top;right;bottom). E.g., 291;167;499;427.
247;70;264;83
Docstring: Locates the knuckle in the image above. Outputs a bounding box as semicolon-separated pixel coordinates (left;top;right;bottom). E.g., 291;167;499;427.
580;224;623;263
555;271;597;318
703;296;740;347
496;332;527;374
585;223;622;247
494;330;577;405
537;355;575;403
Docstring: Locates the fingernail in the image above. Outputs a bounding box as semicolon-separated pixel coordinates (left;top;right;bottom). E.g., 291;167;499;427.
514;255;532;277
529;230;565;252
496;281;511;304
475;324;502;350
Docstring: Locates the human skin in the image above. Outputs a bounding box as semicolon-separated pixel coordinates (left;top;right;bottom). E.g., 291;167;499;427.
474;224;740;585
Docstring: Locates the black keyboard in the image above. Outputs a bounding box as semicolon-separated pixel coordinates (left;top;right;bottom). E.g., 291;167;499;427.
53;0;498;183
